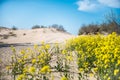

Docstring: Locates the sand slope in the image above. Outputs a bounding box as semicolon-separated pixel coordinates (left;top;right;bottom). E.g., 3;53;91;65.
0;28;75;44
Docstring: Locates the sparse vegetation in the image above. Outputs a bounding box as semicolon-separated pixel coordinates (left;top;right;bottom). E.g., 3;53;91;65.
31;24;67;32
1;32;17;39
8;32;17;37
0;26;9;29
23;33;26;36
32;25;40;29
78;11;120;35
3;35;9;39
1;32;119;80
50;24;66;32
12;26;18;30
0;26;10;32
32;25;46;29
78;24;99;35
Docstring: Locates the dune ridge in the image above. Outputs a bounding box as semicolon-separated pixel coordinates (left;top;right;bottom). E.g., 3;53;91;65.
0;28;75;44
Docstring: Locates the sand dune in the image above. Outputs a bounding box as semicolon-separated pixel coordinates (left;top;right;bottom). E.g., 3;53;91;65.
0;28;97;80
0;28;75;44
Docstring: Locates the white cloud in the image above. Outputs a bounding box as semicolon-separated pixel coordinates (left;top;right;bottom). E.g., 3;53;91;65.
98;0;120;8
76;0;98;11
76;0;120;12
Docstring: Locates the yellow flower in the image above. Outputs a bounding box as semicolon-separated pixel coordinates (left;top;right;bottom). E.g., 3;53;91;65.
62;50;67;54
32;59;36;64
6;66;10;70
40;65;51;74
79;68;84;72
20;49;25;55
117;60;120;66
61;76;68;80
41;41;45;45
107;77;111;80
93;68;98;72
23;68;28;73
34;44;38;49
89;73;94;77
104;64;108;69
45;44;50;49
114;69;119;76
23;55;28;59
66;56;73;61
18;59;22;63
29;66;36;75
104;59;110;64
17;74;25;80
11;46;16;52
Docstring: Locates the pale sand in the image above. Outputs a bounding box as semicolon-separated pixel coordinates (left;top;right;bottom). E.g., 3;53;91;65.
0;28;75;44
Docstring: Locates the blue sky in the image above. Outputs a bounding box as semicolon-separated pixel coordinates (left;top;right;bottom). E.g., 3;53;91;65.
0;0;120;35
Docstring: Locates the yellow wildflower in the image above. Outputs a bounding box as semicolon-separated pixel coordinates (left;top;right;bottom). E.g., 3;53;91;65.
20;49;25;55
93;68;98;72
62;50;67;54
34;44;38;49
32;59;36;64
23;68;28;73
107;77;111;80
66;56;73;61
61;76;68;80
45;44;50;49
17;74;25;80
6;66;10;70
89;73;94;77
114;69;119;76
79;68;84;72
29;66;36;75
40;65;51;74
117;60;120;66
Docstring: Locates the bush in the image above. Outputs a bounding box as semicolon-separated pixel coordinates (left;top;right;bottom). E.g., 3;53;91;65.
78;11;120;35
78;24;99;35
12;26;18;30
51;24;66;32
32;25;46;29
31;25;40;29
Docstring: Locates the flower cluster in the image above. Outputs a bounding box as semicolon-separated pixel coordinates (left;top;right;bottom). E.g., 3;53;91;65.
8;42;52;80
6;32;120;80
66;32;120;80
